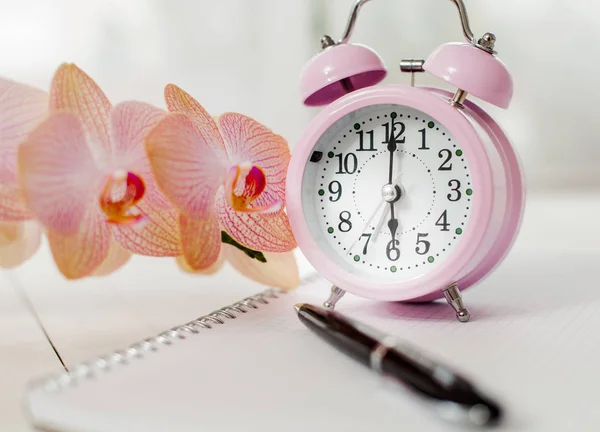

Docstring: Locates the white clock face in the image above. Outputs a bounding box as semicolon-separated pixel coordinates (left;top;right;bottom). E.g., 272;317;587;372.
301;104;474;282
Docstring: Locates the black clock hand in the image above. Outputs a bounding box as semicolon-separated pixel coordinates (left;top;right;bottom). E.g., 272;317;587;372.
388;202;398;242
387;126;397;184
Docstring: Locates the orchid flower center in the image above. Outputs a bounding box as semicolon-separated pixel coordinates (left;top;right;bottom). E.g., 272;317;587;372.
225;163;281;214
99;170;146;225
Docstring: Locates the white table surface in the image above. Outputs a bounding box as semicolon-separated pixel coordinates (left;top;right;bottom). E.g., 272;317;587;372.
2;191;600;431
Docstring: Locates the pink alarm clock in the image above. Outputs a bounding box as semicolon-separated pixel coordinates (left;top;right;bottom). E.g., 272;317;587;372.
286;0;525;322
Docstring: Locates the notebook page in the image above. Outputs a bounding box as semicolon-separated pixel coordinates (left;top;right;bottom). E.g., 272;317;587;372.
26;247;600;432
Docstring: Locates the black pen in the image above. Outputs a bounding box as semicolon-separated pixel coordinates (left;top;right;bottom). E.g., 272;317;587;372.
295;303;502;428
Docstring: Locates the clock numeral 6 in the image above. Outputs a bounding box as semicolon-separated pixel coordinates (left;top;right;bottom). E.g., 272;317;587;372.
338;211;352;232
415;233;431;255
335;153;358;175
447;179;462;202
386;239;400;261
328;181;342;202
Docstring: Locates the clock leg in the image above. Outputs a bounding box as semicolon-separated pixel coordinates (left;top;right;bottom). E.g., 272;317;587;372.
323;285;346;310
442;283;470;323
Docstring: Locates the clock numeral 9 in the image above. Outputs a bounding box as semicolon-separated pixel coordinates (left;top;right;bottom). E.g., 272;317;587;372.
328;181;342;202
335;153;358;175
338;211;352;232
386;239;400;261
447;180;462;202
415;233;431;255
438;149;453;171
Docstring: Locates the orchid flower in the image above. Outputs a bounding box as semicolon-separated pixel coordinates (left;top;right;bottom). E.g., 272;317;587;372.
0;78;47;268
177;242;299;291
18;64;181;279
146;85;297;286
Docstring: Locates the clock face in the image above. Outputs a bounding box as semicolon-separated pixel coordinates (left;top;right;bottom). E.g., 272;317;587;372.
301;104;474;282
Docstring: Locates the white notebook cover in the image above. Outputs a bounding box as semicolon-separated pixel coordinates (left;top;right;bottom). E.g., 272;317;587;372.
25;251;600;432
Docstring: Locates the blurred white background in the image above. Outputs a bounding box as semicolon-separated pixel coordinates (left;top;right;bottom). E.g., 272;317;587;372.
0;0;598;191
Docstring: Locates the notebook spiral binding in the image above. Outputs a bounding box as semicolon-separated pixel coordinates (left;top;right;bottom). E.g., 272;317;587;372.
32;273;322;395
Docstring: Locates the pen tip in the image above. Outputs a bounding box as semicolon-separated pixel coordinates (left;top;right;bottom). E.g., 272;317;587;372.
294;303;306;314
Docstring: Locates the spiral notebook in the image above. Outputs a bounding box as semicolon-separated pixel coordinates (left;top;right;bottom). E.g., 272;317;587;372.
25;251;600;432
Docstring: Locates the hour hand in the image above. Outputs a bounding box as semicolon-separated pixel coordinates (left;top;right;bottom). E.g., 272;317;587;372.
388;203;398;240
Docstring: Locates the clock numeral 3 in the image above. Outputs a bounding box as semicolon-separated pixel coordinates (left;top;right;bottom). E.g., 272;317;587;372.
415;233;431;255
335;153;358;175
338;211;352;232
438;149;453;171
328;181;342;202
447;180;462;202
435;210;450;231
386;239;400;261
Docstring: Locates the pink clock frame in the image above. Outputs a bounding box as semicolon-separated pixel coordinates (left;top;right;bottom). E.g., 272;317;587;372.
286;84;525;302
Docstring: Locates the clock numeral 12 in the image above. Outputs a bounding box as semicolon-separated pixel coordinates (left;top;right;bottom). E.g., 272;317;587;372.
382;120;406;146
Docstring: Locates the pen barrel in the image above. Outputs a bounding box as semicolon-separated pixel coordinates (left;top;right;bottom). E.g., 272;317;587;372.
297;306;379;367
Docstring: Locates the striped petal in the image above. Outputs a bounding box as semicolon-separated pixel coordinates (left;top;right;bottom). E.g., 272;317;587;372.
49;64;112;158
92;241;132;276
0;78;48;220
176;248;225;275
217;113;290;207
109;101;181;256
225;246;299;291
0;220;42;268
179;213;221;270
18;113;102;234
215;189;296;253
145;113;227;219
47;207;111;279
163;84;226;156
224;164;282;213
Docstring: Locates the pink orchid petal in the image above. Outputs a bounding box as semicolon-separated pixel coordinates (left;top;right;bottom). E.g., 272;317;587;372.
176;248;225;275
164;84;227;157
225;246;299;291
0;186;29;221
0;220;42;268
145;113;226;219
179;213;221;270
215;190;296;253
49;64;112;157
217;113;290;207
18;113;102;234
0;78;48;219
110;101;165;169
108;101;181;256
47;207;111;279
91;241;132;277
112;191;182;256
